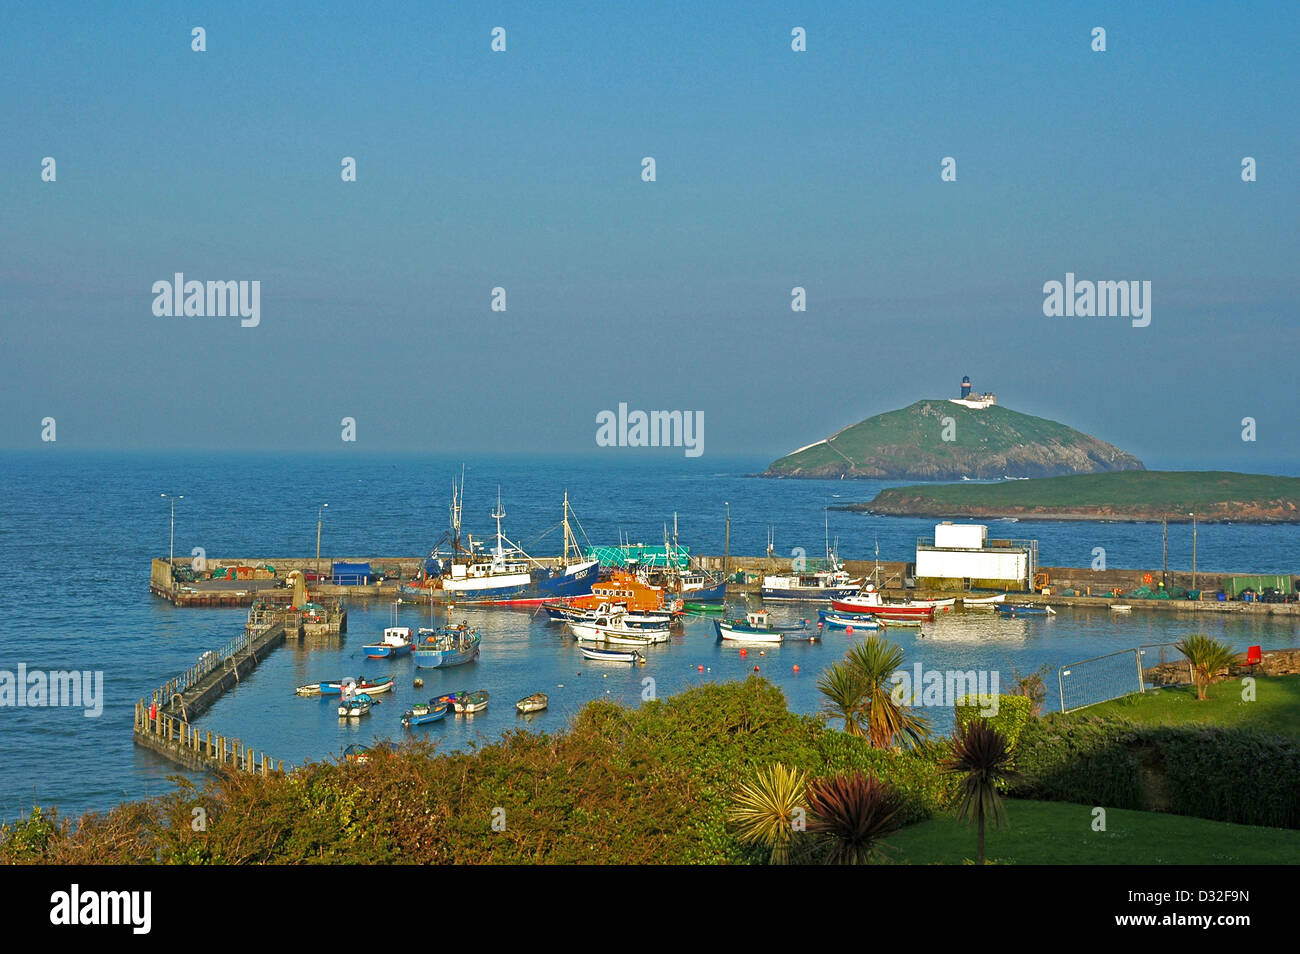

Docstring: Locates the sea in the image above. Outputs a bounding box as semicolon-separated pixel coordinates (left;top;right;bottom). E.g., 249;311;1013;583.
2;450;1298;821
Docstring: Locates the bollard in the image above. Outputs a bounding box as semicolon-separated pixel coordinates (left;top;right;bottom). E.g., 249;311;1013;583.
262;753;269;775
206;730;212;757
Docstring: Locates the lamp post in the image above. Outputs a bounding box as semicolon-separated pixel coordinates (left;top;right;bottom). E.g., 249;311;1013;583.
1189;512;1197;591
160;493;183;566
316;503;328;577
723;501;731;580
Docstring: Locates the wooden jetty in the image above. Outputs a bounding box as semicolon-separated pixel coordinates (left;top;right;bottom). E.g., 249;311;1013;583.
133;610;290;775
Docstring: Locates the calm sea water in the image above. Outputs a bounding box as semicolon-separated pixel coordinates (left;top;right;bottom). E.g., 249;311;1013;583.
2;450;1298;820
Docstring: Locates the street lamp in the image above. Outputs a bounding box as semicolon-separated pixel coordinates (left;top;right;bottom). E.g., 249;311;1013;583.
316;503;329;576
1189;512;1197;591
160;493;183;566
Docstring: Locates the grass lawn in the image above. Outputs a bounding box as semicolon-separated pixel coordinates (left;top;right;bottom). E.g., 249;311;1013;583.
1076;675;1300;740
880;799;1300;864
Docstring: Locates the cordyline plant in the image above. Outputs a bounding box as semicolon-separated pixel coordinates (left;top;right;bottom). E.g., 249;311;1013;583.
945;720;1015;865
805;771;905;865
1175;634;1236;700
817;636;931;749
729;762;808;864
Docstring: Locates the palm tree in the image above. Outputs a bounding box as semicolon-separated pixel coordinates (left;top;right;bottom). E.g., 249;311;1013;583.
729;763;808;864
1175;634;1236;701
805;771;905;865
817;660;869;737
845;637;932;749
945;720;1014;865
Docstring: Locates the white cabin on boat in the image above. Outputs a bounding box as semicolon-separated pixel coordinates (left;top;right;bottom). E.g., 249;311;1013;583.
914;522;1036;591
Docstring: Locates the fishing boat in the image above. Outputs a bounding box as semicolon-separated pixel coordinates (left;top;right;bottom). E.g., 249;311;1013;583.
760;520;859;602
544;570;678;620
677;569;728;602
296;682;323;696
319;675;395;696
833;586;936;621
402;700;450;726
435;483;599;605
546;600;671;628
962;593;1008;606
337;693;374;718
516;692;549;713
413;623;481;669
453;689;490;714
816;609;884;631
998;604;1056;617
567;611;671;644
579;645;644;663
362;625;415;658
713;609;796;643
1110;604;1133;613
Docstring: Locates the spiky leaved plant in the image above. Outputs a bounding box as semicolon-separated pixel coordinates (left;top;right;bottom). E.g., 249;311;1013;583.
1175;633;1237;700
945;720;1014;865
817;659;869;737
729;762;808;864
845;637;932;750
805;771;905;865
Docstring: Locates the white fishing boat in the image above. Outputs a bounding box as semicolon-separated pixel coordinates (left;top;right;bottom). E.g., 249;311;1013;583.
567;610;670;644
1110;604;1132;613
961;593;1008;606
904;596;958;609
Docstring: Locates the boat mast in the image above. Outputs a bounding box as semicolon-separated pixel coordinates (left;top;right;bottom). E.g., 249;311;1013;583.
492;487;506;565
562;489;576;568
723;502;730;580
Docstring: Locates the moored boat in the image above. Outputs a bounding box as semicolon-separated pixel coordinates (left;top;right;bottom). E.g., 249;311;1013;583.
714;609;796;643
816;609;884;631
567;610;670;644
961;593;1008;606
414;623;481;669
998;604;1056;616
338;693;375;718
363;626;415;658
1110;604;1132;613
579;645;644;663
402;700;450;726
516;692;548;713
833;586;936;621
319;675;395;695
453;690;490;714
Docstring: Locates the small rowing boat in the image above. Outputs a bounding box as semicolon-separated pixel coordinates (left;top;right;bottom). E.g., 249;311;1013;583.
319;675;395;696
454;689;490;714
516;692;548;714
579;645;644;663
1110;604;1132;613
816;609;884;631
961;593;1008;606
998;604;1056;617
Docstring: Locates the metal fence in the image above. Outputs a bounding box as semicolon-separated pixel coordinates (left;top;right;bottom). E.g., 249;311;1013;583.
1057;642;1189;713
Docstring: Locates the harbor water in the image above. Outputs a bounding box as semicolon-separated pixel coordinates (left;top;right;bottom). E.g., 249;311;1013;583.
2;450;1298;820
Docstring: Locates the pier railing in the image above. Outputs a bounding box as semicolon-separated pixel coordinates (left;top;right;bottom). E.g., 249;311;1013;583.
135;607;288;775
134;702;283;776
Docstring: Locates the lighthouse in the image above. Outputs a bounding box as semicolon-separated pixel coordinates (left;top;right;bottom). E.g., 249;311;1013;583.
960;375;972;400
950;376;997;410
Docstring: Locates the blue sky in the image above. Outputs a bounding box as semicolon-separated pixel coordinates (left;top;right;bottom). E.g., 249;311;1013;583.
2;1;1297;470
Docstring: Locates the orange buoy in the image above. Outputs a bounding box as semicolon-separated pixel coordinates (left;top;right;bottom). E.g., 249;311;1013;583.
846;625;854;635
739;648;747;657
753;665;760;672
793;665;800;673
697;665;704;672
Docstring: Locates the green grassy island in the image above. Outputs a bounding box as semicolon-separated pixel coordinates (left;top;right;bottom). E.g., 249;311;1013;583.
848;470;1300;523
765;400;1143;480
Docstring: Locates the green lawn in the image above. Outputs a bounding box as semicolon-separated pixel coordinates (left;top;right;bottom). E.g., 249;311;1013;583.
1077;676;1300;740
880;799;1300;864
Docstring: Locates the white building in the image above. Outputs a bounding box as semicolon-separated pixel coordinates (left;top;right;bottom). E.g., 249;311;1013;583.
914;522;1036;591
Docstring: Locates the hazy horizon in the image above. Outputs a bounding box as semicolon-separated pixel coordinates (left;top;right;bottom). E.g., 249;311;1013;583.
4;2;1296;471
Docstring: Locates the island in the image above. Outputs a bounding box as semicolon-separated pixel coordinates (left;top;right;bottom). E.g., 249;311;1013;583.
842;471;1300;524
765;377;1143;481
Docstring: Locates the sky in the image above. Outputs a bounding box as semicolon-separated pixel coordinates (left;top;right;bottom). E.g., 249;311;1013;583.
2;1;1297;470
